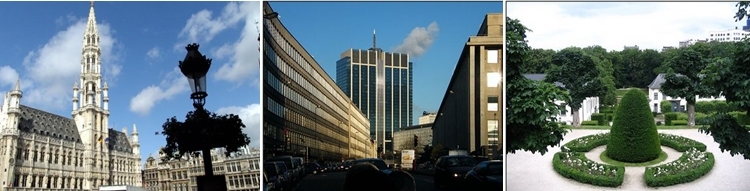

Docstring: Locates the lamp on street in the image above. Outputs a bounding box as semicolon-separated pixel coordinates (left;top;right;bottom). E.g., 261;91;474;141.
178;43;215;179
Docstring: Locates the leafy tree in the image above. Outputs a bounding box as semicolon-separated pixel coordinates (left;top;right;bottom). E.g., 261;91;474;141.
607;89;662;162
700;37;750;160
546;48;606;127
522;48;556;73
506;17;570;155
430;144;445;160
661;48;713;127
159;108;251;162
582;46;618;106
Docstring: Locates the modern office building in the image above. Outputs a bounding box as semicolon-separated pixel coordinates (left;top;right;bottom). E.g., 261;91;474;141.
262;2;374;161
142;147;261;191
707;27;750;42
418;112;437;125
336;38;413;154
431;13;502;158
393;123;433;152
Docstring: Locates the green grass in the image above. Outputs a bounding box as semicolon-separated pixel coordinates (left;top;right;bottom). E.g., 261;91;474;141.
615;88;648;98
600;150;668;167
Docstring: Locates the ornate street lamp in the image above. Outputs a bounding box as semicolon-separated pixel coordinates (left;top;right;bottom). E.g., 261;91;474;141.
179;43;212;109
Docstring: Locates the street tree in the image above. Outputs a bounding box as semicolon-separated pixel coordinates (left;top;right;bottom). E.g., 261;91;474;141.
506;17;570;155
545;48;606;127
159;108;251;162
661;48;713;127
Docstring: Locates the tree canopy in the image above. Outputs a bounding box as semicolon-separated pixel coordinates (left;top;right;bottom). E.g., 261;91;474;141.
506;17;570;155
545;47;607;126
159;108;251;162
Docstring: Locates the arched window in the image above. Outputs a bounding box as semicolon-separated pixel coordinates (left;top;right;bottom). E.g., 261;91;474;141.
87;37;90;44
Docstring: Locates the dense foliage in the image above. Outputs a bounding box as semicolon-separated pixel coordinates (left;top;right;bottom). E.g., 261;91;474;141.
159;108;250;162
661;48;716;127
546;48;607;127
506;17;570;155
606;89;662;162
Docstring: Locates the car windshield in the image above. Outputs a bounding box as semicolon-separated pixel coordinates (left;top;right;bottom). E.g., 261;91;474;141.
355;160;388;170
264;164;278;176
487;162;502;175
445;157;477;167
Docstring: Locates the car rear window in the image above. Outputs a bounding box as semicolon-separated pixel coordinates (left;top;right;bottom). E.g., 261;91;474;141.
355;160;388;170
444;157;477;167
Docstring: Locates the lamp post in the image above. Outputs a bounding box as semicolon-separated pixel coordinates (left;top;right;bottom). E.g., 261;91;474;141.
178;43;213;176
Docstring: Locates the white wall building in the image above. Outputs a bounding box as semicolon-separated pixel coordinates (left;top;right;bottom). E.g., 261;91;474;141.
524;74;600;125
707;27;750;42
647;73;725;114
417;112;436;125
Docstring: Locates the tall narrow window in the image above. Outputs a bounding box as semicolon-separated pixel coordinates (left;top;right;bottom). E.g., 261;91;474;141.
488;96;499;111
487;49;499;64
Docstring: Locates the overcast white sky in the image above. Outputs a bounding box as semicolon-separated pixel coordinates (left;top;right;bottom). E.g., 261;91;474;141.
507;2;741;51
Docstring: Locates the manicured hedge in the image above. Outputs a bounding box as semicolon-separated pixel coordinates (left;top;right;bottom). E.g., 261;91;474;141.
660;100;672;114
665;113;678;126
672;120;688;126
581;120;600;126
730;111;750;125
607;89;662;163
644;150;714;187
562;133;609;152
553;152;625;187
658;133;707;152
591;113;607;125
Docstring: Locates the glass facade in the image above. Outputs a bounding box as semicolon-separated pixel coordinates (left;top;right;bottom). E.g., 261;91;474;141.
336;49;413;153
263;3;372;161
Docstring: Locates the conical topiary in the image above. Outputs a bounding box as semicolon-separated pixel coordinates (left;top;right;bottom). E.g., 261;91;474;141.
606;89;662;162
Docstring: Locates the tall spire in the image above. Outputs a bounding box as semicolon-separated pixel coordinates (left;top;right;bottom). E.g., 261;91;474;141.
13;79;20;92
86;1;98;35
373;29;377;50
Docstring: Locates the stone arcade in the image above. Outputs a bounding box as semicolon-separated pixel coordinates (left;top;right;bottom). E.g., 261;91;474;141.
0;2;142;190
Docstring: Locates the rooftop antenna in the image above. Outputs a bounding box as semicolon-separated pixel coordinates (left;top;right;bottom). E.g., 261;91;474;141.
373;29;377;50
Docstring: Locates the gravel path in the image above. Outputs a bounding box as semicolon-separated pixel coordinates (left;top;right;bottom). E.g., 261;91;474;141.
507;129;750;191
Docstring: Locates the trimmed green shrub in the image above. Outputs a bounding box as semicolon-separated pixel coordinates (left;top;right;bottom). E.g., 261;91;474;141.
606;89;662;163
656;121;662;126
672;120;688;126
714;101;729;113
562;133;609;152
694;112;710;125
660;100;672;114
728;102;742;112
581;120;599;126
591;113;607;125
676;112;688;120
644;149;714;187
553;152;625;187
658;133;707;152
664;113;678;126
694;101;715;114
730;111;750;125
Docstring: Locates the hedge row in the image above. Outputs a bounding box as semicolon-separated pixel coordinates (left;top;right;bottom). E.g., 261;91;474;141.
553;152;625;187
644;151;715;187
562;133;609;152
695;100;742;113
581;120;600;126
658;133;707;152
664;111;750;125
672;120;688;126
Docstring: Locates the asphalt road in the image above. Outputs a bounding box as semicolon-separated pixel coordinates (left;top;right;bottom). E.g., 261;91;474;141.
293;171;465;191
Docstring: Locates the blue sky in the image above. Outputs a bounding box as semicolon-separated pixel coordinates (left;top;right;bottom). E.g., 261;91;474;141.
269;1;503;124
0;1;261;168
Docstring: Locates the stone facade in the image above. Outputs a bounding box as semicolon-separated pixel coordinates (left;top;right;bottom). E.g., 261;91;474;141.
142;148;261;191
0;2;142;190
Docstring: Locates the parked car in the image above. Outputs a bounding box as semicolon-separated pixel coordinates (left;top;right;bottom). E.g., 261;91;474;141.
267;156;299;184
464;160;502;191
265;161;289;191
304;162;323;175
352;158;392;175
341;160;354;171
433;155;478;189
293;157;306;178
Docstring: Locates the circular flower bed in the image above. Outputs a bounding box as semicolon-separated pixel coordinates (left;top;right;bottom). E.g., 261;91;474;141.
553;133;714;187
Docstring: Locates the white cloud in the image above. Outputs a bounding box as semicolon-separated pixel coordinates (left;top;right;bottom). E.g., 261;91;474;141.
393;22;440;57
216;104;261;149
0;66;19;88
177;2;260;87
129;67;189;116
147;46;161;60
507;2;739;51
12;18;123;110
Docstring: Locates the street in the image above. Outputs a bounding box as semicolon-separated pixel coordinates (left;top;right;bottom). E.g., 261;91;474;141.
293;171;464;191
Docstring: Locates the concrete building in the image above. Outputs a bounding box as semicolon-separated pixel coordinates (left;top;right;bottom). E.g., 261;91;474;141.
262;2;374;161
393;123;433;152
0;3;142;190
142;147;261;191
431;13;502;159
523;74;600;125
418;112;436;125
707;27;750;42
647;73;725;114
336;37;413;154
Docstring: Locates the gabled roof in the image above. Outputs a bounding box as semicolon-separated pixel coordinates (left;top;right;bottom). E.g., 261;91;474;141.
523;74;566;88
648;73;667;89
18;105;81;142
108;128;133;153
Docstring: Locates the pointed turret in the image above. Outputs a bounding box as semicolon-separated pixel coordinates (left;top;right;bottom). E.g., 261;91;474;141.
8;79;22;110
131;124;140;156
122;126;128;136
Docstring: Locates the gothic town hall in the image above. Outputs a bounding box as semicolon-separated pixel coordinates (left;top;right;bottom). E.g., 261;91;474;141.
0;3;142;190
